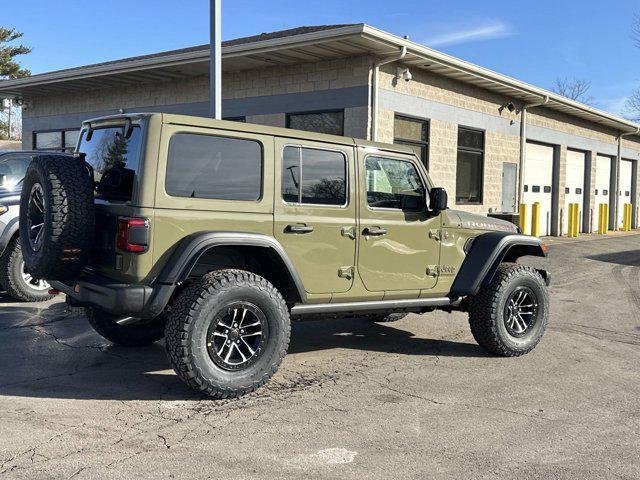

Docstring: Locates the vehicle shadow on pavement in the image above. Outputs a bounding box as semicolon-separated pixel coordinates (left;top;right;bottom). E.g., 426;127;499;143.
587;250;640;266
0;302;483;401
288;316;486;358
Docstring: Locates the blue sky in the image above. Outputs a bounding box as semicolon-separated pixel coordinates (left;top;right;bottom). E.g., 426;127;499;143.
6;0;640;116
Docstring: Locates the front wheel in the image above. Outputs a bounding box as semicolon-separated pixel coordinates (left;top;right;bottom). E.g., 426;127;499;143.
165;269;290;399
0;238;54;302
468;263;549;356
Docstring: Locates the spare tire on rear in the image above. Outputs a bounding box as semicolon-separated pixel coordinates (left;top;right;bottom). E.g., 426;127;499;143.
19;154;95;281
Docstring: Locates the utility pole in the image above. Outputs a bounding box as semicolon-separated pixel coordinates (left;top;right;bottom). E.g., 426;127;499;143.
7;99;11;140
210;0;222;119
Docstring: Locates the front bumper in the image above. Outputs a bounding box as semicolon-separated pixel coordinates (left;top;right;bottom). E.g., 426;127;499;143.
51;270;174;319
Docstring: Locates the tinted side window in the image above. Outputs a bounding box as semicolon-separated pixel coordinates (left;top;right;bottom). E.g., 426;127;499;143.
166;133;262;201
282;146;347;206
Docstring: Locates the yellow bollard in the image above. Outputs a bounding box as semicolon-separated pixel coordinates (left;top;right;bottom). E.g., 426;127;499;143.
567;204;574;238
567;203;578;238
572;203;580;237
598;204;607;235
531;202;541;237
519;204;529;235
624;203;632;232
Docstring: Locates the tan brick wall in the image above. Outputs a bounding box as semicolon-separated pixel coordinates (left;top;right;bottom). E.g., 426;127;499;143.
24;56;371;119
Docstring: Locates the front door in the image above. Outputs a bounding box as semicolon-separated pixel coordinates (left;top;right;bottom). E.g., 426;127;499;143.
274;139;357;294
501;162;517;213
357;151;441;292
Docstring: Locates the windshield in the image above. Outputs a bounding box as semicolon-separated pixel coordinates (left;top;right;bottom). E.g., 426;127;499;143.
77;125;142;202
0;155;31;191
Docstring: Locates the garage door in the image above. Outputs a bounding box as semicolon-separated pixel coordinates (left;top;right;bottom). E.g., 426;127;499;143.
595;155;612;230
523;143;553;236
563;150;586;235
618;159;633;229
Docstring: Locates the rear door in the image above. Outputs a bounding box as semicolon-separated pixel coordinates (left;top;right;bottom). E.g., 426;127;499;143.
274;138;357;294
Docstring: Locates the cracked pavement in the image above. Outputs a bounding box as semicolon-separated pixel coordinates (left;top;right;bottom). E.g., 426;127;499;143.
0;234;639;479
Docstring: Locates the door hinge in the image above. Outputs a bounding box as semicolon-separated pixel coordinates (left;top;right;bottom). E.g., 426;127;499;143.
428;229;441;241
338;266;354;280
341;226;356;240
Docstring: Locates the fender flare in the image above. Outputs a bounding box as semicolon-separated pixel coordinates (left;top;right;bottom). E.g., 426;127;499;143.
450;232;547;297
0;216;19;257
155;231;307;303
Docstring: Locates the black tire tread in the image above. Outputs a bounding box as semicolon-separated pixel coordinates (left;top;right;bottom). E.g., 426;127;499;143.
468;263;548;357
0;237;55;302
20;155;94;281
165;269;290;399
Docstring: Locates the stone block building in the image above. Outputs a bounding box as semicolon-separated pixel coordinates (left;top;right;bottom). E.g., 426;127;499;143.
0;24;638;236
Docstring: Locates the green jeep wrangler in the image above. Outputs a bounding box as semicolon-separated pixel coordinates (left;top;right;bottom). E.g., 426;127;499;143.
19;113;550;399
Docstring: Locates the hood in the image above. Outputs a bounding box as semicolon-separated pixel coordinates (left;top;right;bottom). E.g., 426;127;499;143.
448;210;518;233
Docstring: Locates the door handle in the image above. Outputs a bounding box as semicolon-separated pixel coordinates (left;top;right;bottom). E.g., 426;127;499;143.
285;225;314;234
363;227;387;236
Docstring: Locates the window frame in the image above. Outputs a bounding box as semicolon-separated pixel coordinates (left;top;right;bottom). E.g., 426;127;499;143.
363;153;428;213
285;109;345;136
455;125;485;205
393;114;430;169
33;129;81;152
281;144;349;209
165;132;265;202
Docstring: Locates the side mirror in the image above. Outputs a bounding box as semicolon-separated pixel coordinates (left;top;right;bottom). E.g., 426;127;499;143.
429;187;448;212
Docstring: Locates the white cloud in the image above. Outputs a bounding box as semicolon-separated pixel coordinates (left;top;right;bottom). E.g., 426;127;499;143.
423;20;514;48
596;96;629;116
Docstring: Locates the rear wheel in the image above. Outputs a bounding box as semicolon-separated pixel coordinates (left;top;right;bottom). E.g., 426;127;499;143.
468;263;549;356
86;307;166;347
0;237;54;302
165;269;290;399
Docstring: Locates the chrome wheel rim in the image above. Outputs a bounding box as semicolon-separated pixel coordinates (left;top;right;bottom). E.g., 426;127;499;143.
27;183;46;252
504;286;539;337
206;302;268;371
20;261;50;291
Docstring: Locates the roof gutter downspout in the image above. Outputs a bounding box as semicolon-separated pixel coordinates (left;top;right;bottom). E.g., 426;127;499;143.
518;95;550;212
614;127;640;229
370;46;407;141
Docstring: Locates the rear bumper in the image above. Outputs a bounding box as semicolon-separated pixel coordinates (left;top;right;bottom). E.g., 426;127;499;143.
51;270;174;319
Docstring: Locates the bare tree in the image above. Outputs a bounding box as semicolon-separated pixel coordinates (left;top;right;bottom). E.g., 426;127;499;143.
552;77;595;105
625;15;640;120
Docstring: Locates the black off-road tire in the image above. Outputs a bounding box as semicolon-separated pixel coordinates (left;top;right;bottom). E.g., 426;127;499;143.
165;269;291;399
368;312;408;323
86;307;166;347
0;237;55;302
19;155;94;282
468;263;549;357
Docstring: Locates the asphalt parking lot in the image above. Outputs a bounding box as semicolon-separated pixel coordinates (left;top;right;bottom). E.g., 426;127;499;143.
0;234;639;480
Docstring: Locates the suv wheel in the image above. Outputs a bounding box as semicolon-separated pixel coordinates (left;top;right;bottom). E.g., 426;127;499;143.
367;312;408;323
86;307;166;347
0;238;54;302
468;263;549;356
165;269;290;399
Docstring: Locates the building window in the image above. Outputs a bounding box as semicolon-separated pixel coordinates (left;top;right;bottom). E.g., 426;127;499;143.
282;146;347;206
166;133;263;201
394;115;429;168
286;110;344;136
34;129;81;152
456;127;484;204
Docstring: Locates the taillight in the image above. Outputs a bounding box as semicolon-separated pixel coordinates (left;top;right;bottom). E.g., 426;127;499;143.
117;217;149;253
